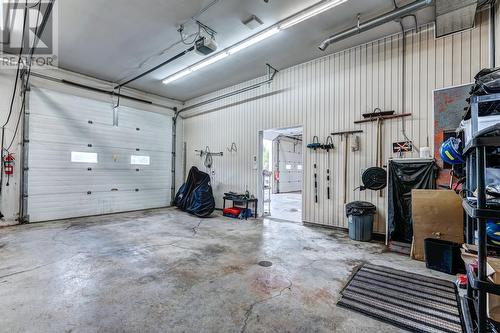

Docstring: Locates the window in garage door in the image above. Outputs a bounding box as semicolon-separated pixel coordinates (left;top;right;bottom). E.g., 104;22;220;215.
25;87;173;222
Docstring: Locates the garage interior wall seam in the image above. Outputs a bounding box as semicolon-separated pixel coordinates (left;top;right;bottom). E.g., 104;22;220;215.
182;10;491;233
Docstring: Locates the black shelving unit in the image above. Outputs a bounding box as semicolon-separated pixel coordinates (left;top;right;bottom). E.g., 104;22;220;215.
461;94;500;333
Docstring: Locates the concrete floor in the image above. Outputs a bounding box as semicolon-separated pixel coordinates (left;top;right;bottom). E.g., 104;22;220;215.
0;208;452;333
270;192;302;223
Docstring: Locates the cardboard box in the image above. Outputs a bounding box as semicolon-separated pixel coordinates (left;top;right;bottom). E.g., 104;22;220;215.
411;190;464;261
461;247;500;322
487;259;500;322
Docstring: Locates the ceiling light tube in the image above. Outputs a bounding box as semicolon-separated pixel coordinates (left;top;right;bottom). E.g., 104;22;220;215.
191;51;229;72
228;27;280;55
161;0;349;85
280;0;347;30
163;68;193;85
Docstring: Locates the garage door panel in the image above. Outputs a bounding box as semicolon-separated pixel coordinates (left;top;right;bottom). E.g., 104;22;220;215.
28;170;171;194
28;183;171;195
29;112;170;140
30;89;114;124
30;118;170;152
28;141;171;158
27;168;171;179
30;116;92;144
27;87;172;222
90;128;171;151
28;146;170;170
27;170;171;186
28;190;170;222
117;106;171;129
278;139;303;193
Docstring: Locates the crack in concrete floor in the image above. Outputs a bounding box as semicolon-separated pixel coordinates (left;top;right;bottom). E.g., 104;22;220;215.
192;219;203;236
240;277;293;333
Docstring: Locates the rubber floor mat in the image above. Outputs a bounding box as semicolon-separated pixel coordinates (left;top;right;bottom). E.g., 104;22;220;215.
337;264;464;333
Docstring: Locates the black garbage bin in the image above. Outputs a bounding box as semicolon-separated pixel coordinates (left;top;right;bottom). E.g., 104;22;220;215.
346;201;376;242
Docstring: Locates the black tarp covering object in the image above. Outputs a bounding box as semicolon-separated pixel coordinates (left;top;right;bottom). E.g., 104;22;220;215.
175;167;215;217
387;160;438;243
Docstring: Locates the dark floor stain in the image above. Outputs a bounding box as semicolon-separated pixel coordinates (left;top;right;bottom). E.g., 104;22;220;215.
138;275;157;284
301;287;336;305
223;265;245;274
203;244;228;256
343;259;366;268
0;243;6;249
372;246;390;254
170;269;200;287
181;256;203;266
251;272;290;296
328;232;349;241
302;246;318;252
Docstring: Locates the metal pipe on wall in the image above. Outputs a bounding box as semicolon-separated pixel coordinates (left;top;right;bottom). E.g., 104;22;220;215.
179;78;273;114
490;1;496;67
397;14;421;154
178;64;278;115
318;0;433;51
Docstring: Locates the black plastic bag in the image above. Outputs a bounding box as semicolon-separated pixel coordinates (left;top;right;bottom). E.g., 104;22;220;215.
346;201;376;217
470;67;500;96
175;167;215;217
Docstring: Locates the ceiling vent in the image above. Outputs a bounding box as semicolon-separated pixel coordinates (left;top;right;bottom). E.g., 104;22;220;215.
435;0;478;38
243;15;264;29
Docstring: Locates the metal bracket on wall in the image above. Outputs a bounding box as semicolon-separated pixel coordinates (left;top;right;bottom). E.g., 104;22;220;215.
227;143;238;153
195;149;223;157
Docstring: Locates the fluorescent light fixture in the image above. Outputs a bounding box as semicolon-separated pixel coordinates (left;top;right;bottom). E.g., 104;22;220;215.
228;27;280;55
162;68;193;85
191;51;229;72
162;0;349;85
280;0;347;30
163;28;279;85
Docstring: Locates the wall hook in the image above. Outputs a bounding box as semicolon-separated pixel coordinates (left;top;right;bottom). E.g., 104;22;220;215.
227;142;238;153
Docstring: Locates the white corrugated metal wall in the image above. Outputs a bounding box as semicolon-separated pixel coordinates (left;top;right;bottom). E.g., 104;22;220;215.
182;11;490;233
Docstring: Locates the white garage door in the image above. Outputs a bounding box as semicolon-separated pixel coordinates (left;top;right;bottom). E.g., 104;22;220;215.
26;87;172;222
277;138;302;193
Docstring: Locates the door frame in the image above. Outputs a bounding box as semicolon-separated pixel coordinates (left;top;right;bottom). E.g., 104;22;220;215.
257;125;304;219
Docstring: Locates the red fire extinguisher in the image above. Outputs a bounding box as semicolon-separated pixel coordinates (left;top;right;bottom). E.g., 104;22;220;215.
3;153;14;186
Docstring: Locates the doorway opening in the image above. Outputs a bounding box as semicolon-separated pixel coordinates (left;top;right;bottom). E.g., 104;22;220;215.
261;126;303;223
